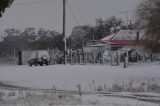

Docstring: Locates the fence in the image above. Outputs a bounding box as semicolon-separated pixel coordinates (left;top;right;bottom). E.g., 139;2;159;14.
0;56;18;65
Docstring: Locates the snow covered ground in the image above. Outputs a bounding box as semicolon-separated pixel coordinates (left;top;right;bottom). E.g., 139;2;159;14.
0;63;160;105
0;63;160;91
0;88;160;106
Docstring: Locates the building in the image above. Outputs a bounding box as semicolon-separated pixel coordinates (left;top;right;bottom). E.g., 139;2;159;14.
67;30;150;65
101;30;147;63
101;30;144;51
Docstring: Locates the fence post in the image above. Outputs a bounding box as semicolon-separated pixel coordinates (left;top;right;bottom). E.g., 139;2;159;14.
111;53;113;66
117;51;120;66
18;51;22;65
124;56;128;68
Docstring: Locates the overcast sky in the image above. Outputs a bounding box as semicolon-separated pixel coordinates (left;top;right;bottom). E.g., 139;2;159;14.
0;0;142;37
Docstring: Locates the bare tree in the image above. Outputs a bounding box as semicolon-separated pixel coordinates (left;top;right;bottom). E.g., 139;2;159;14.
136;0;160;50
95;16;124;37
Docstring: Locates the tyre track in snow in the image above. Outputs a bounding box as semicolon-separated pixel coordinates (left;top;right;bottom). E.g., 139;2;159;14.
1;83;160;104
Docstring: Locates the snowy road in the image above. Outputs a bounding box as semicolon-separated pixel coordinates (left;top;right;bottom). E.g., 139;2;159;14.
0;64;160;91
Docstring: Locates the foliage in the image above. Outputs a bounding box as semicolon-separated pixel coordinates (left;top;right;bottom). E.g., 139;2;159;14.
0;28;63;55
67;16;124;49
136;0;160;50
0;0;14;17
95;16;124;37
0;15;124;54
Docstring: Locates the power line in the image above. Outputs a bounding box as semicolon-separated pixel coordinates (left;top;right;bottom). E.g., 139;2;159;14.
120;11;136;26
66;0;80;26
12;0;54;6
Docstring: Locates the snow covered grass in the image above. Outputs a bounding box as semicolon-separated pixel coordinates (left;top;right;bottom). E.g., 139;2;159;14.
0;63;160;105
0;88;160;106
0;63;160;92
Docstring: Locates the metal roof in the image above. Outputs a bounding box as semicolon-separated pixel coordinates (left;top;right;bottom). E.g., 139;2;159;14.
101;30;144;45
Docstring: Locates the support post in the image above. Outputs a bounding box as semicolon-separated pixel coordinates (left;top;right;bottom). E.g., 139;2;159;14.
85;53;87;65
93;53;95;64
63;0;66;64
14;48;16;57
71;51;72;64
126;51;129;62
111;53;113;66
18;51;22;65
75;54;77;64
101;53;104;65
124;56;127;68
80;55;82;64
117;51;120;66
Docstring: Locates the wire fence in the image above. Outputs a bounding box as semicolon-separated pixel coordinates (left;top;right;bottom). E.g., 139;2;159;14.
0;56;18;65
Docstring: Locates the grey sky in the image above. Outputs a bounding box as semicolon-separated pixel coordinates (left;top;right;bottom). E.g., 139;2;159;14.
0;0;142;37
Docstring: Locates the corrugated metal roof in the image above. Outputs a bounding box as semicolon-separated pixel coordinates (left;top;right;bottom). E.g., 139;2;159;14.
101;30;144;45
101;32;117;41
101;30;143;41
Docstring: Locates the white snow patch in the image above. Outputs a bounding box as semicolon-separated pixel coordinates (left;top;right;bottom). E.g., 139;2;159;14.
0;64;160;91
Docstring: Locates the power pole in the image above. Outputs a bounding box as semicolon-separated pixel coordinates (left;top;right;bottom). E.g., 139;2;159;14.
92;34;95;45
13;48;16;57
63;0;66;64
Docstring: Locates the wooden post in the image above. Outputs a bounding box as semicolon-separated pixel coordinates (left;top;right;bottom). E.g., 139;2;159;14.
75;54;77;64
136;52;138;62
93;53;95;64
18;51;22;65
80;54;82;64
111;53;113;66
14;48;16;57
124;56;127;68
117;51;120;66
85;53;87;65
127;51;129;62
71;51;73;64
101;53;104;65
63;0;66;64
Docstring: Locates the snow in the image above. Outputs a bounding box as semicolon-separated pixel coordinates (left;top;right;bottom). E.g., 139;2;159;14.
101;30;144;41
81;95;158;106
0;88;159;106
101;32;116;41
113;30;139;40
0;63;160;105
0;63;160;91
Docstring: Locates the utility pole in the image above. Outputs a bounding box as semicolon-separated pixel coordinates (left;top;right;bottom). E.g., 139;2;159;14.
92;34;95;45
63;0;66;64
13;48;16;57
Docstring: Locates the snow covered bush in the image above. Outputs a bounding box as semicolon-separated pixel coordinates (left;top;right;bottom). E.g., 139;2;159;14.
111;84;124;92
147;84;160;93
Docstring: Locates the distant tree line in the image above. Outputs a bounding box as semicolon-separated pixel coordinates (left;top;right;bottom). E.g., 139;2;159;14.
0;27;64;55
1;0;160;56
136;0;160;51
0;16;127;56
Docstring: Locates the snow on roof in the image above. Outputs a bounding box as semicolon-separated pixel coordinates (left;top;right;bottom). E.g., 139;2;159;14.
101;30;144;41
91;44;107;47
113;30;143;40
101;32;117;41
